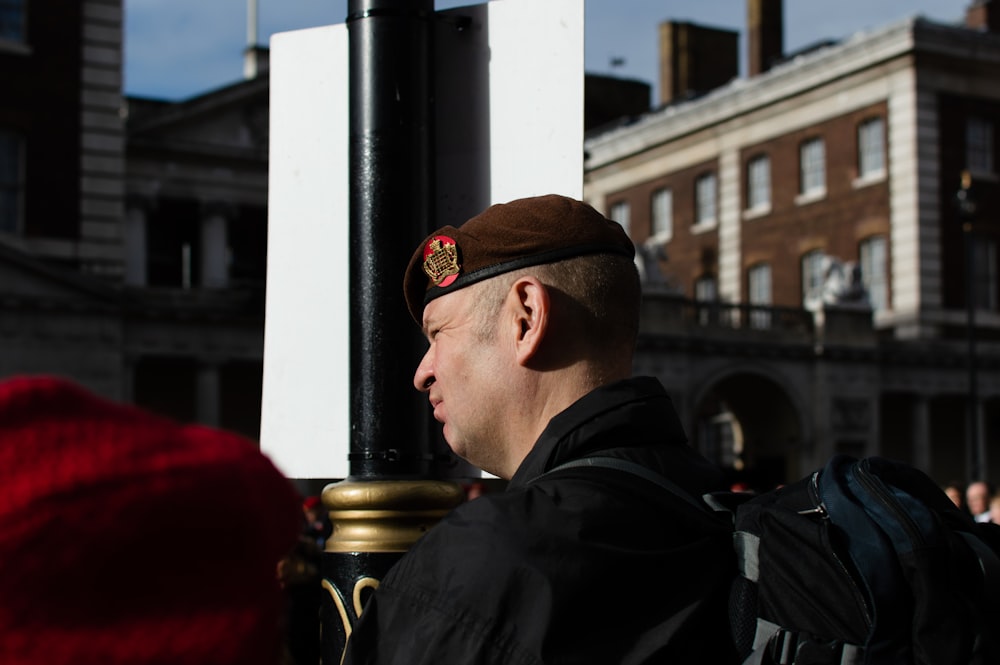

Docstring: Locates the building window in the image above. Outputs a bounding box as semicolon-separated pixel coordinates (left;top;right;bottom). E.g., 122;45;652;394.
799;138;826;197
801;249;825;307
746;154;771;211
695;275;717;302
858;117;885;179
700;408;742;470
609;200;631;237
695;173;717;226
695;275;718;325
650;188;672;241
748;263;772;329
0;0;26;43
0;129;24;234
974;237;998;311
859;236;887;312
967;116;995;175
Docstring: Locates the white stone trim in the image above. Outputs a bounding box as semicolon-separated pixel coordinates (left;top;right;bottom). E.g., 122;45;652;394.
78;0;125;278
742;204;772;220
719;148;742;303
586;18;1000;170
586;62;910;198
887;70;934;322
586;20;920;167
852;170;887;189
794;188;827;207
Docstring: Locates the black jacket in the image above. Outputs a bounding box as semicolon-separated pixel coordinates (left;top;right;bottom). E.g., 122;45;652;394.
343;377;737;664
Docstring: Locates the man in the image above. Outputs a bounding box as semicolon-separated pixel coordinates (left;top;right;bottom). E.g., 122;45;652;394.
967;480;994;523
343;194;736;664
942;481;963;509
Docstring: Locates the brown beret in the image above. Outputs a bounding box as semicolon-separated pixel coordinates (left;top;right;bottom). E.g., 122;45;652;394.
404;194;634;322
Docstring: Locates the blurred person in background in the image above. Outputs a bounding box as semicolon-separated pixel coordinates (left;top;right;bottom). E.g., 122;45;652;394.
989;496;1000;525
943;481;965;512
967;480;994;523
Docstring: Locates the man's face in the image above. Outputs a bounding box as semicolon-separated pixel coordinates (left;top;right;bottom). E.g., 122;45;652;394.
413;286;508;471
967;482;990;515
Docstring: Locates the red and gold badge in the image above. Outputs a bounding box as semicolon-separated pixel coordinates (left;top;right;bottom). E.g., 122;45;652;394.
422;235;461;287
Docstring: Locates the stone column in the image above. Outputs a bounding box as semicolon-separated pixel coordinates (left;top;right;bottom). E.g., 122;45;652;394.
200;210;229;288
912;395;931;472
124;201;148;286
196;362;221;427
974;397;987;479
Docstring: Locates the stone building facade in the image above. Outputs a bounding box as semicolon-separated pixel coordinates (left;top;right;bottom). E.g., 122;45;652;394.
1;0;267;439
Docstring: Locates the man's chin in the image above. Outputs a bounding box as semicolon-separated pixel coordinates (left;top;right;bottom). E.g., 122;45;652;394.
446;445;469;464
444;439;485;473
441;430;465;459
442;433;502;477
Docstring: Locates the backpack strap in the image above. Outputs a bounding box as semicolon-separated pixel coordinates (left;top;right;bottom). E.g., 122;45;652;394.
750;620;863;665
535;456;712;514
735;536;866;665
734;530;761;582
959;530;1000;599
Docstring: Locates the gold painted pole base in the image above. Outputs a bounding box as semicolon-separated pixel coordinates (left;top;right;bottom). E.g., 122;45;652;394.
319;478;466;661
322;478;466;553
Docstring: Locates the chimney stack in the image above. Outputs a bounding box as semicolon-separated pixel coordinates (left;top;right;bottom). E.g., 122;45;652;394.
244;46;270;79
966;0;1000;32
243;0;268;79
747;0;783;77
658;21;738;106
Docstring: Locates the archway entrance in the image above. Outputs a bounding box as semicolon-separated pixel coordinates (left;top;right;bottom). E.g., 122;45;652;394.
693;372;802;491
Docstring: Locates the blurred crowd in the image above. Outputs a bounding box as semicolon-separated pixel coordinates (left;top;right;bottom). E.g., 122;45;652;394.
277;496;331;665
944;479;1000;523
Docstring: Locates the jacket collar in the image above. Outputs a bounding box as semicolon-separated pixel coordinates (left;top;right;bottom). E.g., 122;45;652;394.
507;376;687;489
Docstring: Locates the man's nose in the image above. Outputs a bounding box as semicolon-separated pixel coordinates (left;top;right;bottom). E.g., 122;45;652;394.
413;350;435;392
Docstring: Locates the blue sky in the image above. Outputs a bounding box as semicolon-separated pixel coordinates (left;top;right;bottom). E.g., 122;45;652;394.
123;0;972;102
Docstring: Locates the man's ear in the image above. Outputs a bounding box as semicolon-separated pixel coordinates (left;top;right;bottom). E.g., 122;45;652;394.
508;276;549;366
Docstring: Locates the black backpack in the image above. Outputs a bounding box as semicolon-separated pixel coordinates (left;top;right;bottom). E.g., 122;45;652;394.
716;455;1000;665
543;454;1000;664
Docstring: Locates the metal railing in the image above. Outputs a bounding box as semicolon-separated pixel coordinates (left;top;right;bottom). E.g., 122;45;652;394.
640;292;816;338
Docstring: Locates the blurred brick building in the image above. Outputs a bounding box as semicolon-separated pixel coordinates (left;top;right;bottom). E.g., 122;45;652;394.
585;0;1000;485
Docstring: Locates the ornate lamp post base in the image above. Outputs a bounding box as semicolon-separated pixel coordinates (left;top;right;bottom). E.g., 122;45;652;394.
319;479;465;662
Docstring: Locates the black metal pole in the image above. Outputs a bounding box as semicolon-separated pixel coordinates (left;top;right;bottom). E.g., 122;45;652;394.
346;0;435;480
965;224;981;482
319;3;465;663
957;170;982;483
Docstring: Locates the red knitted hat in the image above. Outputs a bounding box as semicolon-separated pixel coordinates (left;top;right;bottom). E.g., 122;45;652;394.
0;375;302;665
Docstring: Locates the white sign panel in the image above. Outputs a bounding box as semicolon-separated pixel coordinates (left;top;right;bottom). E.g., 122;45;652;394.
261;0;584;479
261;24;350;479
434;0;584;226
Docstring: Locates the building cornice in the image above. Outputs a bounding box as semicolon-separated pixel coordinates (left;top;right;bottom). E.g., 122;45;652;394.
124;76;269;136
585;17;1000;171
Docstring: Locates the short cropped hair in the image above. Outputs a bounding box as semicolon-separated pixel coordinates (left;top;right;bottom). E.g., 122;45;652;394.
471;253;640;356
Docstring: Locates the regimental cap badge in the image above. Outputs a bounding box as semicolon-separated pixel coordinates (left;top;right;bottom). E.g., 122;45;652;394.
422;235;461;287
